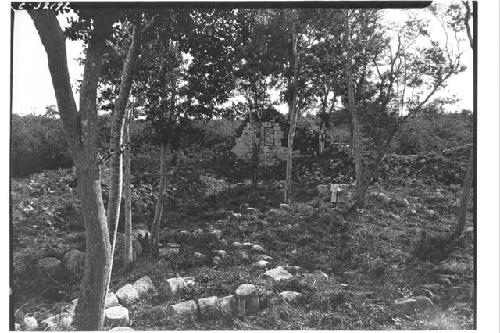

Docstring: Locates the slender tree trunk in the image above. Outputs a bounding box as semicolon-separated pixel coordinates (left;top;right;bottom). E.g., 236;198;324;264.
151;143;167;256
107;24;141;284
450;1;475;240
319;116;325;156
28;10;113;330
344;10;365;209
123;108;133;269
451;147;474;239
284;29;300;204
249;111;261;197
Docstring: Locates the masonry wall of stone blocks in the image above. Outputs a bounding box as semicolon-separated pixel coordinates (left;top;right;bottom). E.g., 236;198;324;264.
232;121;289;166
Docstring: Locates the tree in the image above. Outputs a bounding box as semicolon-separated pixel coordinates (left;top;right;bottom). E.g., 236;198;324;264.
451;1;474;240
106;15;158;283
28;9;114;330
343;7;466;208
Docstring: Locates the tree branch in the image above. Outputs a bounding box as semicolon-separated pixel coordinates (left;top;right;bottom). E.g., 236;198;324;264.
28;10;81;151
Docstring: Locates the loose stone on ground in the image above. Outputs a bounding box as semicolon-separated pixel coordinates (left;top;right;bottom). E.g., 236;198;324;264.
105;306;129;327
116;284;140;306
264;266;293;281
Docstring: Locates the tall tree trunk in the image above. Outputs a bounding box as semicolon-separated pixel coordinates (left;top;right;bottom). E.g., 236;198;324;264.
150;143;168;256
344;10;366;209
123;108;133;269
451;147;474;239
319;120;325;156
107;24;141;284
28;10;113;330
284;29;300;204
249;111;261;197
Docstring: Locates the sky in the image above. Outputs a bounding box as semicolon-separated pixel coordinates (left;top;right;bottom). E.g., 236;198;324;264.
12;7;472;116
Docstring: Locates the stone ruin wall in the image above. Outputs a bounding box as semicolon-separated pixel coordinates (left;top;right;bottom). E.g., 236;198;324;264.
232;121;291;166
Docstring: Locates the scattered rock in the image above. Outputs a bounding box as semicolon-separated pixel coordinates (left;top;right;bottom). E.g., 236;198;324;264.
193;228;204;236
132;229;151;241
245;207;259;214
160;277;194;299
254;254;273;261
214;249;229;258
110;327;134;331
251;244;265;252
264;266;293;281
41;313;73;331
170;300;198;318
242;242;253;248
197;296;220;317
194;252;208;261
105;306;129;327
218;295;237;316
64;298;78;316
280;291;302;302
282;265;302;273
37;257;62;275
210;229;222;239
62;249;85;274
280;203;290;210
22;316;38;330
253;260;270;268
317;184;329;196
394;295;434;313
105;292;120;309
232;213;242;219
133;276;155;297
213;256;222;265
116;284;139;306
235;284;259;317
268;208;281;215
233;241;243;248
302;270;328;284
15;323;20;331
238;251;250;260
179;230;191;236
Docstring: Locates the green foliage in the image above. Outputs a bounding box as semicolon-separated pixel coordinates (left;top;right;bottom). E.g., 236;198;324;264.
11;114;73;177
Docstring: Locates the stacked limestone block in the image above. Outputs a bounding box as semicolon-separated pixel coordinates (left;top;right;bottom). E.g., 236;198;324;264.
232;122;288;166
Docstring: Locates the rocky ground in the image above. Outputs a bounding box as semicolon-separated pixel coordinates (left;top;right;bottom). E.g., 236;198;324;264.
11;149;474;330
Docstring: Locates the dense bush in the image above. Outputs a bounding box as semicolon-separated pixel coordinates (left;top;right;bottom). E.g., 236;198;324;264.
11;114;73;177
392;111;472;155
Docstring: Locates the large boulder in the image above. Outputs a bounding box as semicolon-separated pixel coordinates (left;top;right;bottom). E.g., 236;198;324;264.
197;296;220;318
116;284;139;306
264;266;293;281
63;249;86;274
105;306;129;327
106;292;120;309
234;284;259;317
170;300;198;318
218;295;237;317
133;276;155;297
22;316;38;330
37;257;62;276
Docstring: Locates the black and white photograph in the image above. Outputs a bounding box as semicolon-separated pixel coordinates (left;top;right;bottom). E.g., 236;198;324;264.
6;1;499;331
